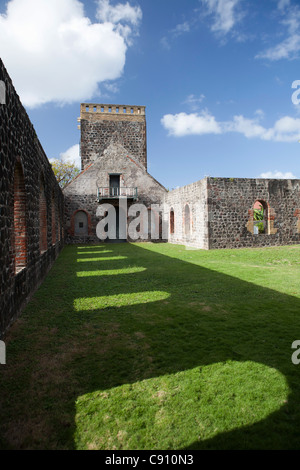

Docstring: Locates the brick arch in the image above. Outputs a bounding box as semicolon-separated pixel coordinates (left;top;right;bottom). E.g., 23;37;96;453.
247;199;277;235
51;191;57;245
13;160;27;273
294;209;300;233
39;176;48;252
70;209;92;236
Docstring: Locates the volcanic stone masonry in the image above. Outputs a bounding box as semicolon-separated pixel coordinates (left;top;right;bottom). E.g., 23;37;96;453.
0;58;64;338
1;56;300;338
64;104;166;243
163;177;300;249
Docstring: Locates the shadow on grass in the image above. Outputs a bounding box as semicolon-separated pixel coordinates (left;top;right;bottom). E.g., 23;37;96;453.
1;243;300;449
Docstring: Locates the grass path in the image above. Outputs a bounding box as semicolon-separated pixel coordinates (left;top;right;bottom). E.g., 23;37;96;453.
1;243;300;449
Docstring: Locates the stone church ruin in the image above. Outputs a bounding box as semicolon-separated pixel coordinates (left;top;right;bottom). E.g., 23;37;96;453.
1;57;300;336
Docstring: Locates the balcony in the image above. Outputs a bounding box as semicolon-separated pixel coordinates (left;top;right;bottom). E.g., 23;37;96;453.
97;187;138;201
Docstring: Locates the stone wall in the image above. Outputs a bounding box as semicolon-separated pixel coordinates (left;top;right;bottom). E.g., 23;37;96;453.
0;59;64;338
163;179;209;249
79;104;147;170
207;177;300;249
64;142;166;243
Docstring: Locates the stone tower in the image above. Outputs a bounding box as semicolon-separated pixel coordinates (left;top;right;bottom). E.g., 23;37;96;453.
79;103;147;170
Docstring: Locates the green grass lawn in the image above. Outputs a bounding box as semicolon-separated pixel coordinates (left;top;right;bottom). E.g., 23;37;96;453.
1;242;300;450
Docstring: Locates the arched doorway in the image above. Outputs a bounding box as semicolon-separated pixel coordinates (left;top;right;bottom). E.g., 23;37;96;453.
253;200;268;235
74;211;88;236
170;209;175;234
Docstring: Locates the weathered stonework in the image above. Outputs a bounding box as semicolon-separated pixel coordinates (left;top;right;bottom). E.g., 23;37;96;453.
162;177;300;250
64;140;166;243
163;179;209;249
1;56;300;337
68;102;300;249
0;59;64;338
79;103;147;171
206;177;300;249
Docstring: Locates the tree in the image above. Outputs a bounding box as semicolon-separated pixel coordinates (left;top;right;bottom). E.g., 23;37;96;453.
253;203;264;234
51;159;80;189
253;204;264;221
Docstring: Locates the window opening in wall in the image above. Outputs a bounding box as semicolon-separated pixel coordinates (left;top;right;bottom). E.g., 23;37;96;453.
14;162;27;273
109;174;120;197
253;200;268;235
75;211;88;236
39;180;47;253
170;209;175;234
52;195;56;245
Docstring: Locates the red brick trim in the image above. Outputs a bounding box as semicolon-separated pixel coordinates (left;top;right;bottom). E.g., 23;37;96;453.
39;180;47;252
13;161;27;273
51;195;57;245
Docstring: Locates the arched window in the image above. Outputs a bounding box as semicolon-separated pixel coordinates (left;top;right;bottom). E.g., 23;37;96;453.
39;179;47;252
75;211;88;236
253;200;268;235
58;212;61;242
51;194;57;245
184;204;190;237
14;162;27;273
170;209;175;234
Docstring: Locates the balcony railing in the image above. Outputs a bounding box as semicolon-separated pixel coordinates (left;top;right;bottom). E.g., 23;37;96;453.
97;187;138;201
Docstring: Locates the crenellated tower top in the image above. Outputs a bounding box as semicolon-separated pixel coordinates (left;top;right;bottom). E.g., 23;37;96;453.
79;103;147;170
79;103;146;121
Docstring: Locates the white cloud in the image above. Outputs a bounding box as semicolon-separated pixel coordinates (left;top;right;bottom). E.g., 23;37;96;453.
224;115;268;139
0;0;141;107
201;0;242;35
256;3;300;61
161;21;191;50
259;171;297;179
161;111;222;137
171;21;190;36
161;109;300;142
278;0;290;11
183;94;206;111
60;144;81;169
96;0;142;26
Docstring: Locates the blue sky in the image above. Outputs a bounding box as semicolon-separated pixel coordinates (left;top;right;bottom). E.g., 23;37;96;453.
1;0;300;189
